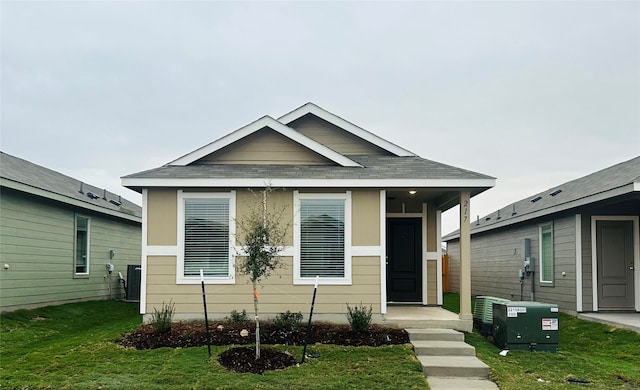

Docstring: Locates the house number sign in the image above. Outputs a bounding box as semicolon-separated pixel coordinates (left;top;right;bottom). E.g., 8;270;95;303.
462;199;469;223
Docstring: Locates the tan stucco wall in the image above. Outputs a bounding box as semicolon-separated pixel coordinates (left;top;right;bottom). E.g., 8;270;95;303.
147;189;177;245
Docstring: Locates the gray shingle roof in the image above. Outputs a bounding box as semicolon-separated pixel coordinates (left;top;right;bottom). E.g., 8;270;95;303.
1;152;141;219
444;155;640;240
123;155;495;182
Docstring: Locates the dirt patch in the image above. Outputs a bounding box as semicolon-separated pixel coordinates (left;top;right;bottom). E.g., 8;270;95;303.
218;347;297;374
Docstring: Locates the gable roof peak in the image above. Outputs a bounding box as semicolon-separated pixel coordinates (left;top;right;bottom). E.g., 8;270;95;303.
167;114;362;168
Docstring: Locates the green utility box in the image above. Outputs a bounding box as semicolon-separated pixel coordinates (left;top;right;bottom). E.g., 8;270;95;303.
492;301;559;352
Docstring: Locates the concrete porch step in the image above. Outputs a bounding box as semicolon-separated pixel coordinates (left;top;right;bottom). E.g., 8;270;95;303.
426;377;499;390
407;328;495;388
417;355;491;378
412;340;476;356
406;328;464;342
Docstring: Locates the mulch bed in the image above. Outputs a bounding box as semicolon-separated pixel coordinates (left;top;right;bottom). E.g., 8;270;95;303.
118;322;410;374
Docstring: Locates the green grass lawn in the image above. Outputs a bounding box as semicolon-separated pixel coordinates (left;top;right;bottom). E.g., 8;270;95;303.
0;301;428;389
443;293;640;389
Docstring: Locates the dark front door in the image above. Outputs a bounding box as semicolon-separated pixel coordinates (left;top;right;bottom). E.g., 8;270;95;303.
386;218;422;302
597;220;635;310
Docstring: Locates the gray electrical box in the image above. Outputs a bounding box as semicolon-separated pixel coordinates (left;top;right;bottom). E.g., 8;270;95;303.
492;301;559;352
126;264;142;302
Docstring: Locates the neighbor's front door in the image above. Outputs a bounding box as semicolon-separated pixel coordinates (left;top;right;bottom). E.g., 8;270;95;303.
386;218;422;302
597;220;635;310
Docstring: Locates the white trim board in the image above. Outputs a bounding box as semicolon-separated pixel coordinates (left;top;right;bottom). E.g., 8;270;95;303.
575;214;583;312
122;177;496;190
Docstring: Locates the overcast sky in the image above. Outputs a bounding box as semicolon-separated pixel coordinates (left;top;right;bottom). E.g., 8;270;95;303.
2;1;639;235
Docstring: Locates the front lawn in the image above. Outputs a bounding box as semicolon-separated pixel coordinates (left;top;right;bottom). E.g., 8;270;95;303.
1;301;428;389
443;293;640;389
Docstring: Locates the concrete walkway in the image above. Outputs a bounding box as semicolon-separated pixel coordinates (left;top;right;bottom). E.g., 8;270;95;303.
578;312;640;333
407;329;498;390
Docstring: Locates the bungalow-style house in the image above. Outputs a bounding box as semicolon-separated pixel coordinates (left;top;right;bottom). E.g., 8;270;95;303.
444;156;640;314
122;103;495;323
0;152;142;312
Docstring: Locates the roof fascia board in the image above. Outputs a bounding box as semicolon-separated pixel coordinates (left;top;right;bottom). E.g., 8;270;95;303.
168;116;362;167
278;103;416;157
444;182;637;240
122;177;495;189
2;178;141;223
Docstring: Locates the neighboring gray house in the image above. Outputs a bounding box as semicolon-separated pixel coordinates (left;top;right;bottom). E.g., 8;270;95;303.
0;152;142;312
444;156;639;314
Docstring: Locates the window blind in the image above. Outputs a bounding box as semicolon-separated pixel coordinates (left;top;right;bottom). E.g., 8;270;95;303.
541;225;553;282
300;199;345;277
184;198;229;277
75;216;89;273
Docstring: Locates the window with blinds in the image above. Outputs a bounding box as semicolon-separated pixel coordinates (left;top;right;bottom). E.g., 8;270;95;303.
74;215;89;274
540;224;553;283
184;198;230;277
300;199;345;278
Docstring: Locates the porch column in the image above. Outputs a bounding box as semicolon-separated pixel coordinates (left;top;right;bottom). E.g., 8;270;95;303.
459;191;472;320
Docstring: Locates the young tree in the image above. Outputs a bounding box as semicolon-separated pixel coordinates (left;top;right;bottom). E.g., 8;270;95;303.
236;187;289;359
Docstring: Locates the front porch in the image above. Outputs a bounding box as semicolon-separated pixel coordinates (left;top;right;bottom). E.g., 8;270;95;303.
383;305;472;332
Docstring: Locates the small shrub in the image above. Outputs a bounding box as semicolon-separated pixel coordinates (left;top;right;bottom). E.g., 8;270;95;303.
225;309;249;325
273;310;303;330
150;300;175;334
346;303;372;332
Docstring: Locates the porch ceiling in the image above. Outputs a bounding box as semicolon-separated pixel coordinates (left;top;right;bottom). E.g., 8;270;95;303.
386;188;485;212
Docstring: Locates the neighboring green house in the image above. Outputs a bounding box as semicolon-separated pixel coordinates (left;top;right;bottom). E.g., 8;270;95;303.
0;152;142;312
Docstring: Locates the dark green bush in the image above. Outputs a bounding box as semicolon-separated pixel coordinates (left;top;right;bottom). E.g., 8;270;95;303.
346;303;372;331
273;310;303;330
225;309;250;325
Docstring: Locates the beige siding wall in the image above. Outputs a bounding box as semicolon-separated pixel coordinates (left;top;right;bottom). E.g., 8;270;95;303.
352;190;380;246
0;189;141;312
426;205;438;302
147;189;177;245
235;189;294;245
146;256;381;319
288;115;389;156
197;129;331;165
143;188;383;319
427;260;437;303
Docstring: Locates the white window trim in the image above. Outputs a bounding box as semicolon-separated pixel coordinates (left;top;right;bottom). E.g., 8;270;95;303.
176;190;236;284
539;222;554;284
74;214;91;276
293;190;352;285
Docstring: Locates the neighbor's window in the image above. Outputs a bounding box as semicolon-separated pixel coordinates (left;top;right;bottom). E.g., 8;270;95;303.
539;223;553;283
178;192;235;284
294;191;351;284
75;215;90;274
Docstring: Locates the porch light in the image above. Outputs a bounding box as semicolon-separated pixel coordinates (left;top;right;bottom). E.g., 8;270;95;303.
408;190;417;195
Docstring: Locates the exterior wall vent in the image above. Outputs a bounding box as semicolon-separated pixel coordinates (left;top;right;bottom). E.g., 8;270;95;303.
530;196;542;203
